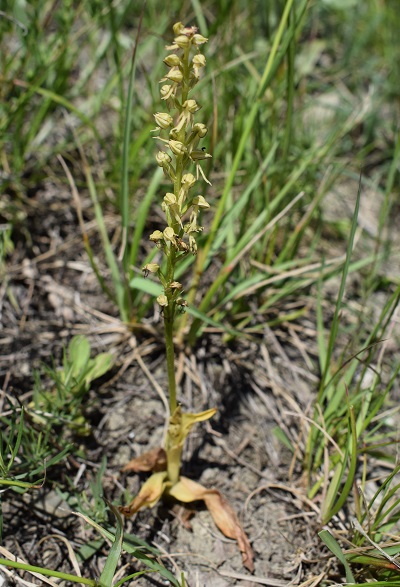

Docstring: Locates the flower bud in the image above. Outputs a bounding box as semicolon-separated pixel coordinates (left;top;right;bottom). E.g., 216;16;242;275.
182;173;196;188
193;195;210;209
164;54;181;67
192;34;208;46
193;54;206;68
193;123;207;137
163;227;176;243
170;281;182;290
183;99;200;113
154;112;173;129
173;22;185;35
174;34;190;49
156;151;172;166
157;294;168;307
160;85;173;100
163;192;177;206
166;68;183;83
169;140;187;156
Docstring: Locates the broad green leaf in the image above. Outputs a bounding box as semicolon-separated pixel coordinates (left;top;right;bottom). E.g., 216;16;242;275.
68;336;91;375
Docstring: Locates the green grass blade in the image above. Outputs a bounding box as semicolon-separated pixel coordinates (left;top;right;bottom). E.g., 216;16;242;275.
75;512;180;587
316;270;328;376
114;571;153;587
190;0;208;35
319;530;356;583
0;558;95;586
9;79;101;141
187;0;309;321
121;4;145;271
130;276;244;338
98;503;124;586
323;406;358;524
81;152;128;322
129;167;163;280
318;175;362;399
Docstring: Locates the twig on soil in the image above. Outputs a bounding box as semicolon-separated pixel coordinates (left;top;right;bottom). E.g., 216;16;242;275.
212;434;270;480
244;484;320;517
218;568;290;586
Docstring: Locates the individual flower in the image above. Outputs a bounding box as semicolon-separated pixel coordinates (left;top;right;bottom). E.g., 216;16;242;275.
178;173;196;208
142;263;160;277
165;68;183;83
174;35;190;49
157;294;168;307
192;54;206;68
156;151;171;165
192;33;208;46
169;281;183;291
173;22;185;35
162;193;182;228
163;226;177;247
149;230;164;243
174;99;201;133
190;149;212;185
154;112;173;130
160;84;175;101
164;54;181;67
168;140;187;156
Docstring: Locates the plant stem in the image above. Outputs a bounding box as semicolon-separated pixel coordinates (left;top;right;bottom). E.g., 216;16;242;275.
166;442;182;485
164;304;177;415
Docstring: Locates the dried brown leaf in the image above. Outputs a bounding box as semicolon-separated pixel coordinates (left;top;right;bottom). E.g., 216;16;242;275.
121;447;167;473
168;476;255;572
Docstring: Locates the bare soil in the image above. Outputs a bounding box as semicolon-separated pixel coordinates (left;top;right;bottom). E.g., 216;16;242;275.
0;175;398;586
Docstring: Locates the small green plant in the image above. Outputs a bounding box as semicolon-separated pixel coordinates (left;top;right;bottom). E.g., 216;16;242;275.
320;465;400;585
0;405;44;492
0;399;71;486
119;22;254;572
0;397;72;540
32;335;113;436
0;503;183;587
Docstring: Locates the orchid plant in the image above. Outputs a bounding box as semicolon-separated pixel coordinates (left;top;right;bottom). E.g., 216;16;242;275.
120;23;254;572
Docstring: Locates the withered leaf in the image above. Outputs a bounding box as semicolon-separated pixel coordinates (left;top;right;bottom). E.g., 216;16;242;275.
121;447;167;473
119;471;168;517
168;476;254;573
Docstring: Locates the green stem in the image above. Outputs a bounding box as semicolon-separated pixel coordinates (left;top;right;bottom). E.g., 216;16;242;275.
166;443;182;485
163;239;178;415
164;302;177;415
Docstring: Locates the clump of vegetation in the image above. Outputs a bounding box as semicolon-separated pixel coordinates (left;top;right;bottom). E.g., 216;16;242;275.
31;334;113;437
